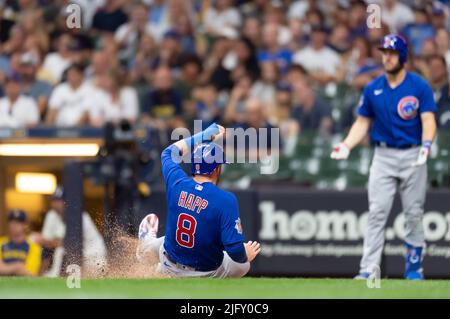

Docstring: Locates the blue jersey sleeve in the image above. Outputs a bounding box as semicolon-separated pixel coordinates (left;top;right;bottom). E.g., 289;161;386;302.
220;193;246;262
161;144;188;187
419;81;437;114
357;87;374;118
225;242;247;263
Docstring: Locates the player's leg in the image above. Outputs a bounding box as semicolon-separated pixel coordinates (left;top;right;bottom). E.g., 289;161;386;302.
358;148;398;278
399;148;427;280
210;252;250;278
157;245;216;278
156;245;177;277
136;213;164;265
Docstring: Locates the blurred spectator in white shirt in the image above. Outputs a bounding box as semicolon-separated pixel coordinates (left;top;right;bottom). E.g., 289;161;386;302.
115;3;154;63
89;69;139;127
264;3;292;48
85;50;111;86
40;33;74;84
144;0;171;42
32;186;107;277
381;0;414;33
288;0;322;21
46;63;93;127
203;0;242;38
0;72;39;128
293;24;341;85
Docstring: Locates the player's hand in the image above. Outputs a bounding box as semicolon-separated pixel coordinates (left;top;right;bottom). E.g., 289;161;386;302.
330;142;350;160
211;124;226;142
202;123;221;141
244;241;261;262
412;142;431;167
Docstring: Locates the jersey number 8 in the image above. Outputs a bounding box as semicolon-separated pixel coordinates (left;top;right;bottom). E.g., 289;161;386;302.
176;213;197;248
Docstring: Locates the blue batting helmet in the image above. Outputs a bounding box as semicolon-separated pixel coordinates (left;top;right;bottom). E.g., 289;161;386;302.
191;142;227;175
378;34;408;64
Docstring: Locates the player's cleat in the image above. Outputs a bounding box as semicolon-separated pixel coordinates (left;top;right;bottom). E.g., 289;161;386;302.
404;242;424;280
138;213;159;240
405;270;424;280
354;272;371;280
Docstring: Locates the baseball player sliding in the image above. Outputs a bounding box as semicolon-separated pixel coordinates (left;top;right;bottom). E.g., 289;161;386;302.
331;34;437;280
136;123;261;277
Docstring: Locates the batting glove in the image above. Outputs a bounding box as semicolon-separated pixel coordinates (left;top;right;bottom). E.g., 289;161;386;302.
412;140;432;167
330;142;350;160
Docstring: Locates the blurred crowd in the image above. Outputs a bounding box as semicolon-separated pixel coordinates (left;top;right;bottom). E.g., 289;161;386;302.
0;0;449;150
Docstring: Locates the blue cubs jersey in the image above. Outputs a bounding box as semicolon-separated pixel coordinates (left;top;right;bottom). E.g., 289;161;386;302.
358;72;437;147
161;145;245;271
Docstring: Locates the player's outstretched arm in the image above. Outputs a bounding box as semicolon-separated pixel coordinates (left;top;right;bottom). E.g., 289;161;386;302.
172;123;225;156
343;116;372;149
331;116;372;160
161;123;226;186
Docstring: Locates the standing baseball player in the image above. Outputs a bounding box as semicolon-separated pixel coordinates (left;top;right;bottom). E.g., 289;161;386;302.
331;34;437;280
136;123;261;277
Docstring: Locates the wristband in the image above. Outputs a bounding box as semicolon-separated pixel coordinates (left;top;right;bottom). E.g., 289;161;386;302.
422;140;432;150
184;123;220;149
